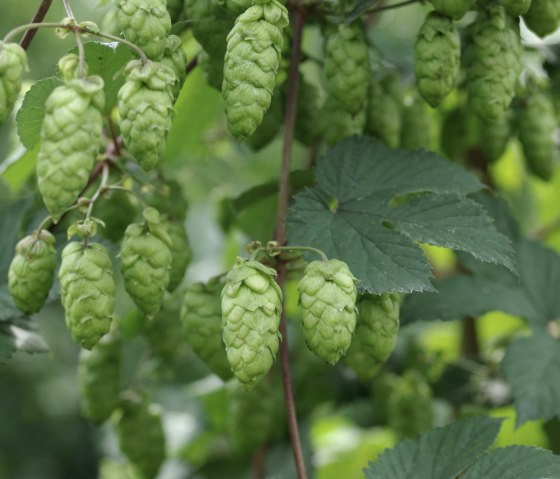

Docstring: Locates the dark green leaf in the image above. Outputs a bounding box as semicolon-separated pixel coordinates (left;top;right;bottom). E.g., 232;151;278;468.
0;318;49;362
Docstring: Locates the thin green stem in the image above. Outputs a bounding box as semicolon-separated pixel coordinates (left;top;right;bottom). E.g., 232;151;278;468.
3;22;65;43
276;245;328;262
105;185;147;207
91;30;149;64
35;215;54;233
85;163;110;221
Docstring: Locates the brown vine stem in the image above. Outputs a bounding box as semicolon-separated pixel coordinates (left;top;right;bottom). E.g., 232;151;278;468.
19;0;54;50
274;5;308;479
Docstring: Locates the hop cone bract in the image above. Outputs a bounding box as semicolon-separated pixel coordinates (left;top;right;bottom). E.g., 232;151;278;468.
0;42;27;123
366;79;402;148
320;95;365;146
161;35;187;101
430;0;475;19
163;219;191;292
498;0;532;15
400;94;431;150
479;113;512;162
523;0;560;37
145;289;183;362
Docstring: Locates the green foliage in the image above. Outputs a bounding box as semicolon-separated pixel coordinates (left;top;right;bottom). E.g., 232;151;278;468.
429;0;475;20
144;288;183;362
523;0;560;37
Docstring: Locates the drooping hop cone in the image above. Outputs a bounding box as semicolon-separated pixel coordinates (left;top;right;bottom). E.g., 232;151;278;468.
0;42;27;123
222;0;289;139
36;75;104;222
429;0;475;19
366;79;402;148
221;257;283;389
8;230;56;314
298;259;358;365
59;242;116;350
118;60;175;172
344;293;400;381
518;91;558;181
161;35;187;101
163;219;192;293
117;0;171;60
321;95;366;146
479;113;512;163
498;0;532;16
323;22;371;115
166;0;183;22
114;392;166;479
414;12;461;108
400;94;431;150
78;326;122;424
181;278;233;380
120;208;172;318
523;0;560;38
464;7;522;121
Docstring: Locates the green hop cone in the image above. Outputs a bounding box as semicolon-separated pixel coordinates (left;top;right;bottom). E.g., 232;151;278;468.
0;41;27;123
101;5;121;36
167;0;184;22
222;0;289;139
440;103;479;162
479;113;512;162
118;59;175;171
145;289;183;362
37;74;104;221
144;178;189;222
8;230;56;314
429;0;475;19
117;0;171;60
247;90;283;150
498;0;532;15
120;208;172;318
78;326;122;424
464;7;522;121
320;95;366;146
400;93;431;150
323;22;371;115
221;257;282;389
518;90;558;181
293;75;319;146
95;189;139;243
523;0;560;37
198;49;224;91
366;79;401;148
181;278;233;380
163;219;192;292
161;35;187;101
344;293;400;381
114;392;166;479
221;0;253;15
59;241;116;350
298;259;358;365
414;12;461;108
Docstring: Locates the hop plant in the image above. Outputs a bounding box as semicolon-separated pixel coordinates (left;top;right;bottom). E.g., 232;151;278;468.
0;41;27;123
162;219;191;292
523;0;560;37
293;75;319;146
116;0;171;60
429;0;475;19
144;289;183;363
114;392;166;479
8;230;56;315
166;0;184;22
145;178;188;222
366;79;402;148
464;7;522;121
479;113;512;163
181;278;233;380
440;104;480;162
59;241;116;350
414;12;461;108
161;35;187;101
498;0;532;15
95;189;139;243
298;259;358;365
120;208;172;318
221;257;283;389
323;22;371;115
118;59;175;172
247;91;283;150
222;0;289;139
344;293;400;381
400;93;431;150
36;71;104;221
78;326;121;424
518;90;558;181
198;49;224;91
320;95;366;146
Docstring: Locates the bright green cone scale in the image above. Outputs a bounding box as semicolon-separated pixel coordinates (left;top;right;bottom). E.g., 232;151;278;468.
429;0;475;19
222;0;289;139
523;0;560;37
498;0;532;16
321;95;365;146
344;293;400;381
163;219;191;292
118;59;175;172
78;326;121;424
323;22;371;115
161;35;187;101
400;94;431;150
221;257;282;389
414;12;460;108
8;230;56;315
117;0;171;60
59;242;116;350
366;79;402;148
298;259;358;365
181;278;233;380
0;41;27;123
36;74;104;221
120;208;172;318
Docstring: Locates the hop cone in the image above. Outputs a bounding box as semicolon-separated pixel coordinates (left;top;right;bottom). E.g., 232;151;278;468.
145;289;183;362
366;80;402;148
198;49;224;91
0;42;27;123
440;104;479;162
117;0;171;60
181;278;232;380
114;392;166;479
8;230;56;314
498;0;532;15
78;326;122;424
121;208;172;318
323;22;371;115
298;259;358;365
344;293;400;381
95;189;139;243
523;0;560;37
247;90;283;150
320;95;365;146
464;7;522;121
293;75;319;146
162;219;191;292
479;113;511;162
400;94;431;150
518;91;558;181
430;0;475;19
387;370;433;439
161;35;187;101
118;59;175;172
37;75;104;221
222;0;253;15
222;0;289;139
414;12;460;108
145;178;188;222
167;0;184;22
101;6;121;36
221;257;282;389
59;242;116;350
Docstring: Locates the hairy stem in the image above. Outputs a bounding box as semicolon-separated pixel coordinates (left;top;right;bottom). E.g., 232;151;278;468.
274;5;308;479
19;0;54;50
